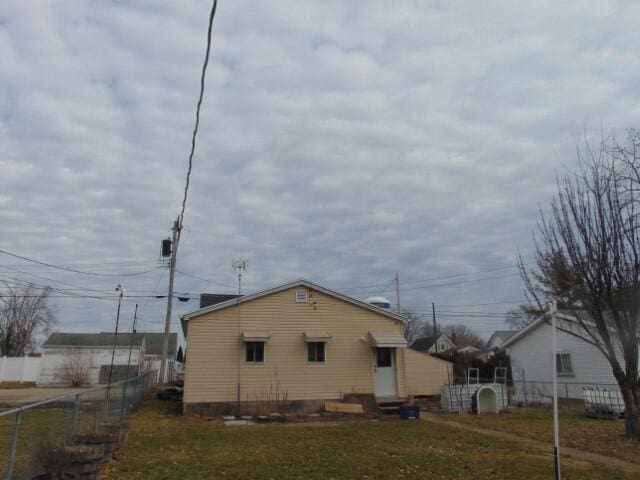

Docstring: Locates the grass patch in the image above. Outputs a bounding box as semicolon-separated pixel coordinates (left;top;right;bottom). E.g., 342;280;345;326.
0;404;105;478
103;401;633;479
448;404;640;464
0;382;36;389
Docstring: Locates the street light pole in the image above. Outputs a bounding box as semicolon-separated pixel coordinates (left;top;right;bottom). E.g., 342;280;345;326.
107;285;125;389
105;284;125;418
120;303;138;417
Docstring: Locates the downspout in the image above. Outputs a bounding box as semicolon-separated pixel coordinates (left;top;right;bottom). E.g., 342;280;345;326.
401;322;408;398
236;296;242;413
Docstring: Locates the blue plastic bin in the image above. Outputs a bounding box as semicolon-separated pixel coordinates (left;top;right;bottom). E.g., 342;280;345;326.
399;405;420;420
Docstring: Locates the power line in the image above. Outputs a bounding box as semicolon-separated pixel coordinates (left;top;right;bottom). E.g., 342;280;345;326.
0;266;127;294
0;261;157;268
175;269;236;289
398;263;526;287
0;270;115;298
0;272;156;303
430;300;525;308
0;248;162;277
338;262;533;293
400;272;520;292
177;0;218;234
160;0;219;385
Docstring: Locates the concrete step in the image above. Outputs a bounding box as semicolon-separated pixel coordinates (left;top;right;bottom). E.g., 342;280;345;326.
377;400;404;414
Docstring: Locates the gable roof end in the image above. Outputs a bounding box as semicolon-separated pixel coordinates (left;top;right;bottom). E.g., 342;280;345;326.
180;279;407;336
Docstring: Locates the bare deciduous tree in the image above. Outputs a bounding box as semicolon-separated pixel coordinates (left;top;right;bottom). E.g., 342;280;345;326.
0;282;55;356
408;315;484;351
401;309;431;344
521;130;640;439
56;349;92;387
442;324;485;349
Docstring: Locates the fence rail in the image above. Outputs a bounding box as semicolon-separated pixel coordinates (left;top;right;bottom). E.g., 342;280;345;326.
512;379;620;406
0;371;155;480
583;386;625;417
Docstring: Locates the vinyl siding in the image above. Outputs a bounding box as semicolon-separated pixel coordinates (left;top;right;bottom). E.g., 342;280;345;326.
508;319;619;399
38;346;144;385
184;286;410;403
402;349;451;396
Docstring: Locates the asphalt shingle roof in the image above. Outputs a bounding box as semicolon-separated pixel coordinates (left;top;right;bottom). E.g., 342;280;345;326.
42;332;178;355
43;332;144;348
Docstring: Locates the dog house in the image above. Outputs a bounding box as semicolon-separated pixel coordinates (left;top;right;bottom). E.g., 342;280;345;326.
472;385;500;414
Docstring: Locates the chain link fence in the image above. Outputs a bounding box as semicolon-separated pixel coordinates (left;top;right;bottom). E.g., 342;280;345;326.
0;371;155;480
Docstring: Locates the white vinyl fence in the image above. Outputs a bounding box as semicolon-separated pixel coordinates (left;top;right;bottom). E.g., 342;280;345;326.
0;356;41;384
145;359;184;383
0;355;184;386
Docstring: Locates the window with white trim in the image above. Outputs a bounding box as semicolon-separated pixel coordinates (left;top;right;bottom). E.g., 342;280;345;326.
307;342;325;362
295;290;308;303
556;352;574;375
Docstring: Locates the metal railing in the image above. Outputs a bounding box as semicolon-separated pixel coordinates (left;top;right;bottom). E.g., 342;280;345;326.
583;386;625;417
512;379;620;406
0;371;155;480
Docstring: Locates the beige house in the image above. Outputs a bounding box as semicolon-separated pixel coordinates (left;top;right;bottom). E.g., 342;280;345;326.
181;279;450;416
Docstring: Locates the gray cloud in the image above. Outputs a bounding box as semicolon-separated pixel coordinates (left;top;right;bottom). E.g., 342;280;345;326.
1;0;639;340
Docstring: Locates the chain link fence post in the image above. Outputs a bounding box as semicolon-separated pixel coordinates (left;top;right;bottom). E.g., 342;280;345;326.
120;379;129;419
103;386;110;422
5;410;23;480
67;393;81;445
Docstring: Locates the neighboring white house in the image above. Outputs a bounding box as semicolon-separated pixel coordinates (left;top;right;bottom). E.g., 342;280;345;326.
503;315;629;401
38;332;184;385
412;333;480;355
39;333;146;385
427;334;456;354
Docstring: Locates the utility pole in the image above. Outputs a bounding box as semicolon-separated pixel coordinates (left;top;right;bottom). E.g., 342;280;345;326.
159;217;180;386
394;273;401;313
432;302;438;353
232;258;248;412
550;300;562;480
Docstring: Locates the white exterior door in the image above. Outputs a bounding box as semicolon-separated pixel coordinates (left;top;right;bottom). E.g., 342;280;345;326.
374;347;397;397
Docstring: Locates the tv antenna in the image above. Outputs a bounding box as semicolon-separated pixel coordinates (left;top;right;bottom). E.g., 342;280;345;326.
232;258;248;295
232;258;248;412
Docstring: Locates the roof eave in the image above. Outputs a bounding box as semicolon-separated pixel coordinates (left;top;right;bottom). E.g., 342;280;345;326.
180;279;407;324
501;317;546;349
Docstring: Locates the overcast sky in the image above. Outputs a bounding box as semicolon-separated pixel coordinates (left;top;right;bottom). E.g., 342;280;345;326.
1;0;639;343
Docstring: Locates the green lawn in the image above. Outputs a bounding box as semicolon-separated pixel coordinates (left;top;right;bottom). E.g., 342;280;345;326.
102;401;634;480
447;404;640;465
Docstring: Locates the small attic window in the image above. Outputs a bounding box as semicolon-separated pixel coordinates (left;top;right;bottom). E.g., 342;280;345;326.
295;290;308;303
